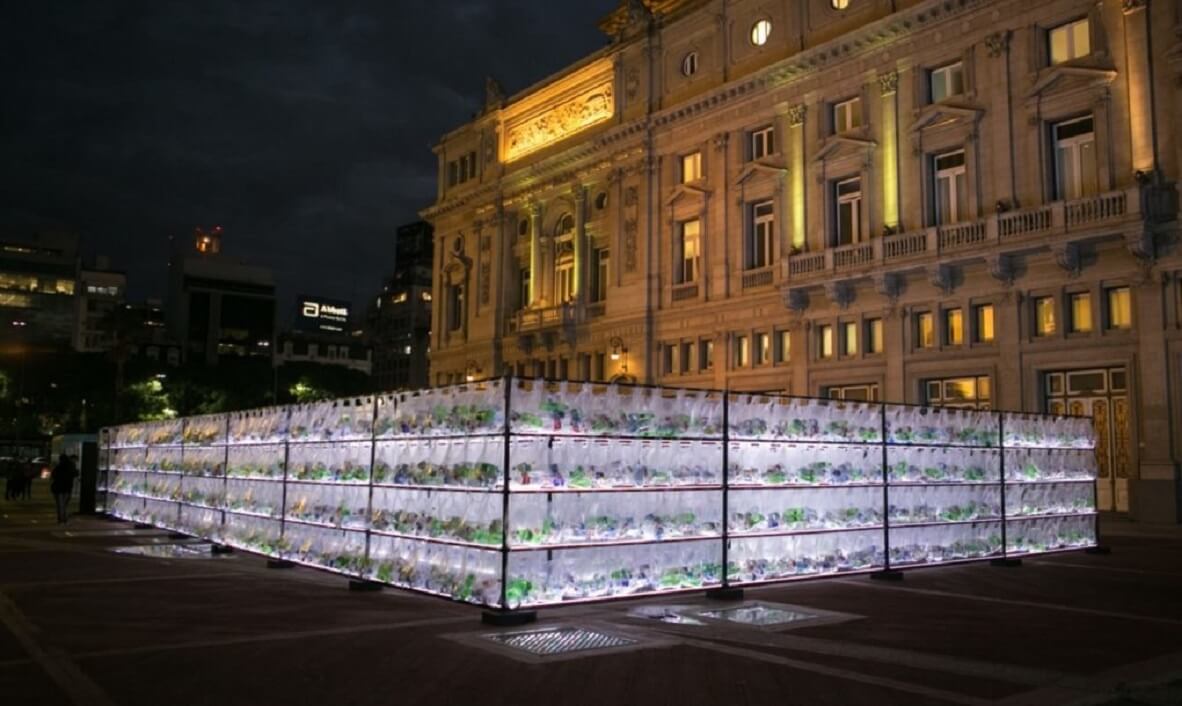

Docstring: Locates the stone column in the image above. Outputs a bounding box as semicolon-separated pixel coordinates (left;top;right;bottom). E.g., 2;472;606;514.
787;104;807;251
573;186;587;299
1122;0;1158;174
528;203;542;307
878;70;900;233
1130;268;1179;522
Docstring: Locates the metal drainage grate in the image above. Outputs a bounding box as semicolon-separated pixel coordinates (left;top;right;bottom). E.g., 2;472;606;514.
109;543;220;559
484;627;636;657
697;603;818;627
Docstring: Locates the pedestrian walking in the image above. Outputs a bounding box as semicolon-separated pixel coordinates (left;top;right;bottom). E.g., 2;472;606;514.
50;454;78;524
3;459;22;501
21;458;35;500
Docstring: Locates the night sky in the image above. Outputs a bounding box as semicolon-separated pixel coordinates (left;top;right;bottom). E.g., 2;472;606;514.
1;1;614;320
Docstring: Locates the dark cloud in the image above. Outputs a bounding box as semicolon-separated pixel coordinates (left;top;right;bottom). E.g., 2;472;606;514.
0;0;613;318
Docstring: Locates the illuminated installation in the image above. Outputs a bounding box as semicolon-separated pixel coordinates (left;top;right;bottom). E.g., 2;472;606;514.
102;378;1099;611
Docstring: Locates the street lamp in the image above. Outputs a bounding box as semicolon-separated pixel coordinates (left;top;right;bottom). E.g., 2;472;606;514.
465;360;482;383
609;337;628;374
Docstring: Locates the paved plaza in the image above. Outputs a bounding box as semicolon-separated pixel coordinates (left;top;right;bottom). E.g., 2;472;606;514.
1;486;1180;706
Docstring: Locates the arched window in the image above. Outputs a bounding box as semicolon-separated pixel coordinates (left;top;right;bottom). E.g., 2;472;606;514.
555;213;575;236
682;52;699;77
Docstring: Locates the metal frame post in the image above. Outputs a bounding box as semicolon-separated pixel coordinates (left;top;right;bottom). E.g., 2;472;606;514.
992;412;1022;567
872;402;902;581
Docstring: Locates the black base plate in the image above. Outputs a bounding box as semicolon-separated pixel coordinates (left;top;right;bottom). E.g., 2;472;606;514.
132;523;153;530
348;580;383;592
1085;545;1112;555
705;587;745;601
167;532;189;540
266;559;295;569
210;545;234;555
481;610;538;627
871;570;905;582
991;557;1023;568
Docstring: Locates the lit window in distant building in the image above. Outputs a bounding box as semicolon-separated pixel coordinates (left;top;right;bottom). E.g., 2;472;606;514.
925;375;992;410
1034;296;1056;337
867;318;883;354
835;177;862;245
945;308;964;345
776;330;791;364
1049;18;1089;65
818;324;834;359
392;291;408;303
831;0;850;8
974;304;995;343
916;312;935;349
933;150;967;225
841;321;857;356
681;151;702;183
1069;292;1093;333
735;334;750;367
755;332;770;365
1106;287;1132;329
420;291;432;302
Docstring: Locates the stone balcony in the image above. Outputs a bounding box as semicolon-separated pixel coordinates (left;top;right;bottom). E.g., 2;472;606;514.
784;185;1177;289
507;303;575;334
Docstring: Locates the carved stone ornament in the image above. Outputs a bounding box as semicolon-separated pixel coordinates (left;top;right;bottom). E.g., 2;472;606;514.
783;288;810;313
479;262;491;304
985;31;1010;58
928;264;954;295
824;281;855;309
712;132;729;152
873;272;902;303
1124;228;1156;261
878;71;899;97
623;217;638;272
986;253;1015;286
624;186;639;208
625;67;641;101
787;104;807;127
503;80;614;162
1052;242;1081;278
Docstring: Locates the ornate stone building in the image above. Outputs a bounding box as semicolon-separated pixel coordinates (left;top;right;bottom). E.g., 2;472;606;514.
422;0;1182;522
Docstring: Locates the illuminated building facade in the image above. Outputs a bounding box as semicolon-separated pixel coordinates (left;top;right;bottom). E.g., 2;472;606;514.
423;0;1182;521
367;221;433;391
0;232;80;350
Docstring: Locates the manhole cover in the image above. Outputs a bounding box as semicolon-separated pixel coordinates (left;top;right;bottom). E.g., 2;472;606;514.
109;543;221;559
697;603;818;626
627;605;705;625
484;627;636;656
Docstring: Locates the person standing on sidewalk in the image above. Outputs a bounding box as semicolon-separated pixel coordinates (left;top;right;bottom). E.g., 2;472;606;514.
50;454;78;523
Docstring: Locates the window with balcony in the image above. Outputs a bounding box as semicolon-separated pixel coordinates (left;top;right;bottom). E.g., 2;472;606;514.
1053;116;1096;200
735;335;750;367
555;256;574;303
681;151;702;183
1034;296;1057;337
929;61;964;103
680;341;694;374
916;312;935;349
833;97;862;133
1049;18;1090;65
945;308;964;345
755;332;770;365
677;219;701;283
818;324;835;360
925;375;992;410
590;248;609;303
1069;292;1093;333
747;201;774;269
974;304;995;343
1106;286;1132;329
776;330;791;364
933;150;967;225
840;321;858;357
834;177;862;245
750;125;775;160
701;338;715;370
518;267;530;309
867;318;883;354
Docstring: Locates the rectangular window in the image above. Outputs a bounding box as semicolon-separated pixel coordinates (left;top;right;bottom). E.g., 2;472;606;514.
867;318;883;354
680;341;693;374
678;219;701;283
590;248;609;303
826;384;880;402
835;177;862;245
558;357;569;381
755;332;770;365
925;375;992;410
554;260;574;303
818;324;834;359
747;201;775;269
933;151;967;225
833;97;862;133
701;339;715;370
750;125;775;160
447;284;464;331
735;335;749;368
841;321;858;356
776;330;791;363
945;308;964;345
662;344;676;375
1053;116;1096;200
1106;286;1132;329
593;352;606;381
929;62;964;103
1034;296;1057;337
1069;292;1093;333
1050;18;1090;65
681;151;702;183
974;304;995;343
917;312;935;349
518;267;530;308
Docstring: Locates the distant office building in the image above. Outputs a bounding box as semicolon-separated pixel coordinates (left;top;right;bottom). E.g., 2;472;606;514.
167;227;276;365
0;232;81;350
276;295;371;374
74;256;127;353
367;221;433;391
124;297;181;366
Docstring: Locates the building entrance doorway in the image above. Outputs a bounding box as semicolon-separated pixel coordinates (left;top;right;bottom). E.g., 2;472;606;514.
1043;367;1130;512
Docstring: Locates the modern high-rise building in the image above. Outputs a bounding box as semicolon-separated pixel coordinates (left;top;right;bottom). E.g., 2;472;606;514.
367;221;433;391
0;232;80;351
423;0;1182;521
166;227;276;365
74;256;127;353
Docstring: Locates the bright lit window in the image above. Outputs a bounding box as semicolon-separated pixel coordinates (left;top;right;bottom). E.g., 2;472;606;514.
681;151;702;183
750;125;775;160
1069;292;1093;333
392;292;408;303
842;321;858;356
945;308;964;345
776;330;791;363
917;312;935;349
750;19;772;46
755;332;770;365
678;220;700;284
818;324;834;359
735;335;750;367
591;248;609;303
1034;296;1056;337
974;304;995;343
831;0;850;8
929;62;964;103
867;318;883;354
833;97;862;133
1106;287;1132;329
420;291;432;302
1050;18;1090;65
926;375;992;410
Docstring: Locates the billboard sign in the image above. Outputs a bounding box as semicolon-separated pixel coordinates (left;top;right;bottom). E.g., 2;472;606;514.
296;296;350;333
